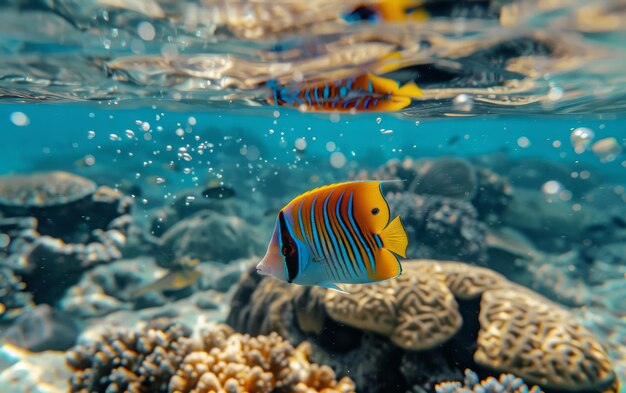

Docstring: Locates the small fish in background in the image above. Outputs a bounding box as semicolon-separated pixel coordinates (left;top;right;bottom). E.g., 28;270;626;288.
202;185;236;200
256;181;408;293
131;257;201;299
267;73;422;112
447;135;461;146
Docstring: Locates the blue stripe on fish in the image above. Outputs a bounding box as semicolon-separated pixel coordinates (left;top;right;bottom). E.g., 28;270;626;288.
348;192;377;275
323;192;355;279
311;196;338;280
336;192;367;276
323;85;330;99
374;233;383;248
314;87;320;103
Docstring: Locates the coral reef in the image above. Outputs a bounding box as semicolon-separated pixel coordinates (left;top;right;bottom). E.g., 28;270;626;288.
435;369;543;393
0;266;32;323
59;256;251;320
228;259;617;393
409;157;478;200
471;168;514;222
156;209;263;267
0;171;133;305
67;321;193;392
66;321;355;393
0;304;79;352
385;192;487;261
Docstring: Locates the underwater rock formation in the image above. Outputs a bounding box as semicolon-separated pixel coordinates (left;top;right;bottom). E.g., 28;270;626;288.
0;171;133;305
59;256;251;320
66;321;355;393
361;157;511;210
471;168;514;222
385;192;487;261
157;209;263;267
0;266;32;323
0;304;79;352
409;157;478;200
435;369;543;393
227;260;617;393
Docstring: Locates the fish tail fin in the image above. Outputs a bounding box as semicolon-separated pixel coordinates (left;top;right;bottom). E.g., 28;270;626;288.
396;82;423;98
379;216;408;258
366;73;401;94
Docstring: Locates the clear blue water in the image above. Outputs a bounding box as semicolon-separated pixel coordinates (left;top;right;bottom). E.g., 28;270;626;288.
1;1;625;393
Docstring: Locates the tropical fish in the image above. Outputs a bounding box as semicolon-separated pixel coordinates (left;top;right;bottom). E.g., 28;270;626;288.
256;181;408;293
267;73;422;112
131;257;202;298
343;0;429;23
202;185;236;200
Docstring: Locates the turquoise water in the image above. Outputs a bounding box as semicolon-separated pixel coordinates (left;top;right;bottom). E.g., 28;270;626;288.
1;1;626;393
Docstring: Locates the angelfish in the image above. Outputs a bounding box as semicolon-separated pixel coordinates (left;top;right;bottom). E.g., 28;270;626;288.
256;181;408;293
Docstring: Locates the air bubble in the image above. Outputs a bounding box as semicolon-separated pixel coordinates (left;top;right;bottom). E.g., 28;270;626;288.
10;112;29;126
452;94;474;112
570;127;595;154
329;152;347;168
138;21;156;41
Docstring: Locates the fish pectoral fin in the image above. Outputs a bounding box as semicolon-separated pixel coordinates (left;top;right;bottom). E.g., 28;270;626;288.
319;282;350;294
379;215;408;258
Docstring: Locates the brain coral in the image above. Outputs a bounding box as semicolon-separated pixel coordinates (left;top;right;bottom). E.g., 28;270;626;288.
66;321;355;393
227;259;618;393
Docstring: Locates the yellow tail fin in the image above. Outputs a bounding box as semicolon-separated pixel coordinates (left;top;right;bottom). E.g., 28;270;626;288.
367;73;401;94
379;216;408;258
396;82;423;98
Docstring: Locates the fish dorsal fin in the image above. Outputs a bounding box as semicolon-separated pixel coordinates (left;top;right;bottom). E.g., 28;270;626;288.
285;180;377;209
319;282;350;294
379;216;408;258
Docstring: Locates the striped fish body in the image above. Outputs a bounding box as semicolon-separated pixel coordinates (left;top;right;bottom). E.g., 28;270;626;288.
256;181;409;291
268;73;422;113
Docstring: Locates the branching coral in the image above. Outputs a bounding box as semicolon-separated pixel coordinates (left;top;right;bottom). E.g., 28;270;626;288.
66;322;355;393
435;369;543;393
67;321;193;392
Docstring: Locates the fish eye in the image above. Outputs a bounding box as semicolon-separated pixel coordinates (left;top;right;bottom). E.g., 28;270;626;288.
282;244;294;256
371;207;380;215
